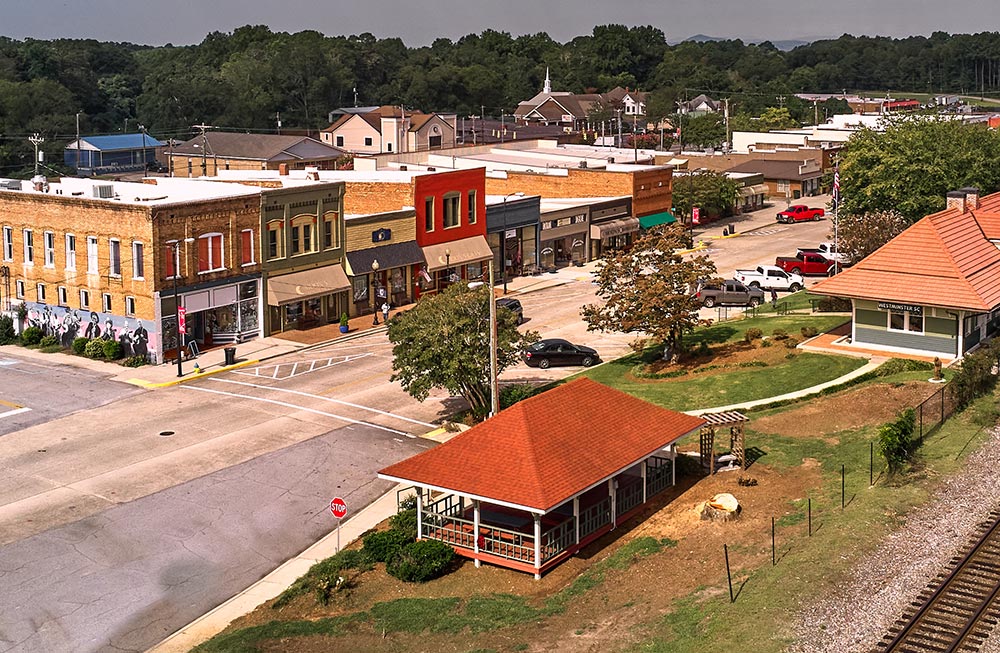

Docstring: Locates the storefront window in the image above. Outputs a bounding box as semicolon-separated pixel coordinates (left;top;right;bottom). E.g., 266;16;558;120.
467;261;483;282
390;269;406;293
521;225;537;272
353;275;369;303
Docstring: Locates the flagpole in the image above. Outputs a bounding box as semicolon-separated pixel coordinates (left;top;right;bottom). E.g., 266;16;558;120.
833;166;840;275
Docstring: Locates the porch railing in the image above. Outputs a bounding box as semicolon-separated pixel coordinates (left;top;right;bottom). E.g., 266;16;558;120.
421;512;477;549
425;493;463;518
579;497;611;539
616;480;643;516
420;510;535;563
542;518;575;562
646;456;674;497
481;525;534;562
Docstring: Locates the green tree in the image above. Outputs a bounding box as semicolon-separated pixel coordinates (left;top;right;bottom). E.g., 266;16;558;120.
836;210;909;264
582;223;716;361
678;112;724;148
672;170;742;219
387;284;538;418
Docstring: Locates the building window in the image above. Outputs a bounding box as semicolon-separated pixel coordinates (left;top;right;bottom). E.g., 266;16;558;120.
65;234;76;270
44;231;55;267
467;190;477;224
197;233;224;273
2;226;11;261
102;293;112;313
323;212;339;249
79;289;90;308
241;229;255;265
57;286;67;306
443;193;461;229
290;217;315;256
87;236;98;274
15;280;24;298
888;309;924;334
424;197;434;232
387;142;393;152
164;241;178;278
267;221;284;259
36;283;45;303
125;296;136;316
364;137;373;147
23;229;33;264
109;239;121;277
335;135;344;147
132;242;144;279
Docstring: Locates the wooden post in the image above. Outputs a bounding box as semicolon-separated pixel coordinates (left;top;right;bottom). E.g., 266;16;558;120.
609;478;617;528
533;514;542;580
771;517;775;566
416;490;423;540
473;499;481;568
724;544;735;603
573;496;580;544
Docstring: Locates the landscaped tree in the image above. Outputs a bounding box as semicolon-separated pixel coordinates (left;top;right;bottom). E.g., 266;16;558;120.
835;209;910;264
672;170;742;220
582;223;716;361
387;283;538;418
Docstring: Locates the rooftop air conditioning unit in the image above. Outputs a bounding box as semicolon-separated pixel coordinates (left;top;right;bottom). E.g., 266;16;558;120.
399;165;408;171
427;167;436;171
607;157;615;163
579;160;588;168
93;184;114;199
0;180;21;191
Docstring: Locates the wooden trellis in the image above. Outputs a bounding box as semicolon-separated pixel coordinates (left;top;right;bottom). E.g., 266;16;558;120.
698;411;749;474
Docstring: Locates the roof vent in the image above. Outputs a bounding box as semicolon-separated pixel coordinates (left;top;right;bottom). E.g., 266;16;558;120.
607;157;615;163
399;165;408;171
93;183;114;199
0;180;21;191
579;160;588;168
427;167;436;171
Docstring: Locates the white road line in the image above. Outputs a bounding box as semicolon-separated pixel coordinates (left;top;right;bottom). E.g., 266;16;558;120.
182;385;416;437
234;353;373;381
208;377;437;428
0;406;32;419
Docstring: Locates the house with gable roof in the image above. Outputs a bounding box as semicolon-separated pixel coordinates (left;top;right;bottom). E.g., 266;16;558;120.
64;133;165;175
811;187;1000;360
168;132;346;178
320;106;457;155
513;69;646;129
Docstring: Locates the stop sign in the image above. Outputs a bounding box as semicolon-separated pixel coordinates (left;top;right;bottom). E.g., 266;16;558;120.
330;497;347;520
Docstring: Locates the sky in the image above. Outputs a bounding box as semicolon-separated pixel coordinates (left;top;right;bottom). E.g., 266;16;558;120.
3;0;1000;47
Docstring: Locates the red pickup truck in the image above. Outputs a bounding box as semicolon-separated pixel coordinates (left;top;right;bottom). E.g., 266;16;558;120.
776;205;825;223
774;251;837;276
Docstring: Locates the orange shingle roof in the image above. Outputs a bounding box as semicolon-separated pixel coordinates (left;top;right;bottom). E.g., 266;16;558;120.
378;379;706;512
813;194;1000;311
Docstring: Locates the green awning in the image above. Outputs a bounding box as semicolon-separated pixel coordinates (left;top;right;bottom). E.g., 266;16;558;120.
639;211;677;229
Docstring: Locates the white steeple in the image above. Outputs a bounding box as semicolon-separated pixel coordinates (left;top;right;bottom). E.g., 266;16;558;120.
543;67;551;94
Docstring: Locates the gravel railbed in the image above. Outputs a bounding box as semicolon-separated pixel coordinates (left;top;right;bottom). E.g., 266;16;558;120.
788;424;1000;653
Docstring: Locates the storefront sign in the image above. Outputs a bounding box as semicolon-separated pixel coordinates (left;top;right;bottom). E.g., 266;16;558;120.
372;228;392;243
505;229;517;239
877;302;922;315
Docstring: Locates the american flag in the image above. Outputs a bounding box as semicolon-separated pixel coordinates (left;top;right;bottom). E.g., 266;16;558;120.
833;169;840;208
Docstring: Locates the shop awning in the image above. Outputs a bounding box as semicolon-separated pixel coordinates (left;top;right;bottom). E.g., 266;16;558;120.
590;217;639;240
741;183;769;197
421;236;493;272
638;211;677;229
345;241;425;277
266;264;351;306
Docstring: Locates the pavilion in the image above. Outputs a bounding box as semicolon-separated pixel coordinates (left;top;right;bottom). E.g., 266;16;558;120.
378;378;706;578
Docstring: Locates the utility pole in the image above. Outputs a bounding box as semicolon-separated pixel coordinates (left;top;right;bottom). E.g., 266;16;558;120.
813;99;819;126
488;257;499;417
353;87;358;107
28;134;43;177
276;112;281;135
777;94;786;108
75;112;82;174
724;98;730;153
139;124;147;168
633;112;638;162
192;124;215;177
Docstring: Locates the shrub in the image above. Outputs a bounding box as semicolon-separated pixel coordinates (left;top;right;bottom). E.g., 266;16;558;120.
878;408;916;474
386;540;455;583
500;383;537;410
340;312;349;328
72;337;89;355
949;345;999;409
800;326;818;338
20;326;43;346
744;327;763;343
39;335;59;348
760;338;773;348
0;315;15;345
363;529;414;563
783;337;799;349
390;496;418;535
817;296;852;312
271;548;372;609
84;339;106;359
695;340;711;357
875;358;933;377
771;328;788;340
102;339;124;360
122;355;149;367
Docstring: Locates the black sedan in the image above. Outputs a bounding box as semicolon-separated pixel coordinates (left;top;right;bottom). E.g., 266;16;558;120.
521;338;600;369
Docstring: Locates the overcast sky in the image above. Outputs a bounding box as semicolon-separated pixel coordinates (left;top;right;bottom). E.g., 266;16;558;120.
3;0;999;46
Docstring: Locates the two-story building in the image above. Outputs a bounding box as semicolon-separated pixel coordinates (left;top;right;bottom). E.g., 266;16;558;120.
169;132;347;178
320;106;457;155
343;209;423;318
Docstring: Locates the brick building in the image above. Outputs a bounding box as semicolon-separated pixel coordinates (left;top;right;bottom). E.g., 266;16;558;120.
0;177;265;364
343;209;423;318
169;132;347;179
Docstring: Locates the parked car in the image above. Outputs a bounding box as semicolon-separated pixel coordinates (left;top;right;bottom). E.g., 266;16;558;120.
695;280;764;308
521;338;600;369
774;251;837;276
776;205;825;223
496;297;524;324
145;160;168;173
734;265;804;292
797;241;847;264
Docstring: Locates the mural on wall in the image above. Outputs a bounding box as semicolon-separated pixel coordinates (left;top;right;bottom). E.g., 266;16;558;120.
22;303;158;363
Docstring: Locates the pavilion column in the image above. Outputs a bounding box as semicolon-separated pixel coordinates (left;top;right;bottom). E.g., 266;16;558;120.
609;479;617;529
416;490;423;540
671;445;677;487
533;514;542;580
641;460;648;503
473;499;481;568
573;497;580;544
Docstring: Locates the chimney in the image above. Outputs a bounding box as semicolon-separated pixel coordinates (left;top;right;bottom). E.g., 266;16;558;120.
946;190;967;213
278;163;289;176
960;186;980;209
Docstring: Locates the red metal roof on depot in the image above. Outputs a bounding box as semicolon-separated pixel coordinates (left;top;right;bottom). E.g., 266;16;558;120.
379;378;706;512
813;194;1000;311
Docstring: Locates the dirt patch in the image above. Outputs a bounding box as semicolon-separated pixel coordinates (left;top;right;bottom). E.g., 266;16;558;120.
633;340;799;383
752;381;941;438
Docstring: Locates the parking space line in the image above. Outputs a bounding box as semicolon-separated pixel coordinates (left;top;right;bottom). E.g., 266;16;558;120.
182;385;416;437
0;406;31;419
208;377;436;428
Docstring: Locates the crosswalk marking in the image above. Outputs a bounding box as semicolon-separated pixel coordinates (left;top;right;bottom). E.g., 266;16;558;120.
232;353;372;380
743;227;789;237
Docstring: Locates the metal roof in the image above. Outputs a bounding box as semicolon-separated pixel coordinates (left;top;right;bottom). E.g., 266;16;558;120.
68;133;165;151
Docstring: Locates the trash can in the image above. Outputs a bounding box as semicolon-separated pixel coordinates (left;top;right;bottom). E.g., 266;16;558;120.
224;347;237;366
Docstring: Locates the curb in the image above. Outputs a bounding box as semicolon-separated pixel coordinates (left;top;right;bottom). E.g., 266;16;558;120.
124;358;261;388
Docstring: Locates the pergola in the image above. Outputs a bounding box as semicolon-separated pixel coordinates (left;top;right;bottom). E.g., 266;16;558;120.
379;378;706;578
697;411;749;474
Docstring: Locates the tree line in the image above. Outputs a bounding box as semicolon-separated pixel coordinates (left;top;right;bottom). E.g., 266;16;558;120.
3;26;1000;175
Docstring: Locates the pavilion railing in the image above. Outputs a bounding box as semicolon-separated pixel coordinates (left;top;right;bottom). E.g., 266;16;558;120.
420;509;537;563
481;525;535;563
579;498;611;539
542;518;575;562
426;493;463;518
646;456;674;496
421;512;477;549
616;479;643;516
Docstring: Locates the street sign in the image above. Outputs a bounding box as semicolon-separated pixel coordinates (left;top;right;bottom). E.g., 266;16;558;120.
692;206;701;225
330;497;347;520
177;307;187;335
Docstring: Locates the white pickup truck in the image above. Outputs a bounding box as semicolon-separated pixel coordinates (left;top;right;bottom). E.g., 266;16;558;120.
733;265;805;292
797;241;847;264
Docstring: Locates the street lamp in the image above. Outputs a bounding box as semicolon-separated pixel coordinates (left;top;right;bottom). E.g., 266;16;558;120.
501;192;525;294
171;237;195;377
371;259;381;325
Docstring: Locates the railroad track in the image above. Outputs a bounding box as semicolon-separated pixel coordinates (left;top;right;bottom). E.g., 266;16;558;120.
876;509;1000;652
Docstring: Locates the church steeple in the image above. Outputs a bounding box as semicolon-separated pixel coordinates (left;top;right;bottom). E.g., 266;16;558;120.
543;67;551;94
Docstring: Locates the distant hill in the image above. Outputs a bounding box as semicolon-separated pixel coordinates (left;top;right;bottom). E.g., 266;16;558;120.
674;33;815;51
